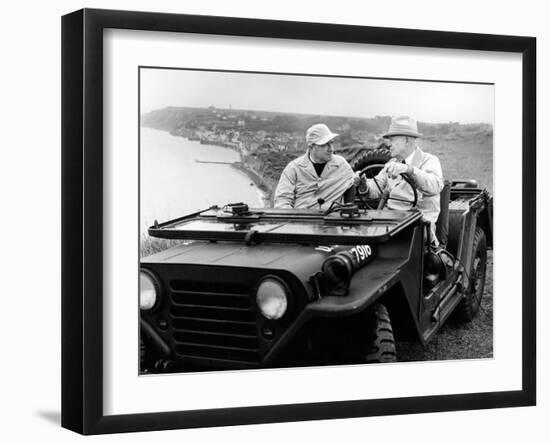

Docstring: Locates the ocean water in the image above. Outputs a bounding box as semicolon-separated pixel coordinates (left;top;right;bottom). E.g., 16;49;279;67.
140;127;263;235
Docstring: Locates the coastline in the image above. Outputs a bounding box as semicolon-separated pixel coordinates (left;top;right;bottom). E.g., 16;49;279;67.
166;129;275;207
231;161;274;207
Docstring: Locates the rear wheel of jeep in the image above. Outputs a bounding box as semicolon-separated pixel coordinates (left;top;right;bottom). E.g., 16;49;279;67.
365;303;397;363
453;227;487;322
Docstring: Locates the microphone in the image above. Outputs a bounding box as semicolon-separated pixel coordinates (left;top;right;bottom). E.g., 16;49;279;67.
317;198;325;209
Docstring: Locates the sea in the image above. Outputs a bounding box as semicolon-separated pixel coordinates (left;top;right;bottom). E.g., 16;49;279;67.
140;127;264;236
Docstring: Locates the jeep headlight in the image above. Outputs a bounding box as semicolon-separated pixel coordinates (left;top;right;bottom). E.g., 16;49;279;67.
140;270;158;311
256;277;288;320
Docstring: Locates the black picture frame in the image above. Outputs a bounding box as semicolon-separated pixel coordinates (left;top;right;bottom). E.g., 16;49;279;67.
61;8;536;435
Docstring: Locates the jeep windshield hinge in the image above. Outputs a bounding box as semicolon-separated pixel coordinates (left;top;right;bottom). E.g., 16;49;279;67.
244;230;259;245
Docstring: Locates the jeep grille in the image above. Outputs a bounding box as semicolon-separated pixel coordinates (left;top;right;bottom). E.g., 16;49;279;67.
168;279;261;366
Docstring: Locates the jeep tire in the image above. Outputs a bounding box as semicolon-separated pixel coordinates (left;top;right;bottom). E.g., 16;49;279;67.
349;148;392;176
454;227;488;322
365;303;397;363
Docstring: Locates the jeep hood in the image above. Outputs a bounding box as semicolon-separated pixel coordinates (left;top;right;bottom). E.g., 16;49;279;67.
141;241;332;277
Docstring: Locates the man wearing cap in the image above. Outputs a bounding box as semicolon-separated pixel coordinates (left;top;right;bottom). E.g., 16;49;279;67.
358;116;444;243
274;123;358;210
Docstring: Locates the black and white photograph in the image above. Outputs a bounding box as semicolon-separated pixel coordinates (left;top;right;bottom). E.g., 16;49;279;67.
138;67;494;374
1;0;546;439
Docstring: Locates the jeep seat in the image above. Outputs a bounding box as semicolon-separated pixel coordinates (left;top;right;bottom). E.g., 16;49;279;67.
435;181;451;248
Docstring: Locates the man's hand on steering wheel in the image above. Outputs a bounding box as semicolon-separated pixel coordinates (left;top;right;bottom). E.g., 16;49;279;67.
385;161;412;179
355;163;418;209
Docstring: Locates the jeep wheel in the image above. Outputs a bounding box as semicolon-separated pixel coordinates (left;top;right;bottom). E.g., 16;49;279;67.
365;303;397;363
349;148;391;176
454;227;487;322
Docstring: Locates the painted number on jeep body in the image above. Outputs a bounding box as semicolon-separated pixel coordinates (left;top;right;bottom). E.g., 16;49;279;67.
351;245;373;263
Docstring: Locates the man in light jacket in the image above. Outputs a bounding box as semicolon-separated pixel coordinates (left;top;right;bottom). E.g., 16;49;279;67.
274;123;358;210
358;115;444;243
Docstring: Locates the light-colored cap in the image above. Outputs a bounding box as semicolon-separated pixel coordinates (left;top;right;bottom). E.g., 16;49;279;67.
306;123;339;146
383;116;422;138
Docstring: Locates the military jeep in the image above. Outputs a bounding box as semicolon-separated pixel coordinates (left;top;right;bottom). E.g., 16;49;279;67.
139;160;492;373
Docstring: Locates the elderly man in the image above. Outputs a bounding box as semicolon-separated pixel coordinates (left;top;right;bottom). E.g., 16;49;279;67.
358;116;444;243
274;123;358;210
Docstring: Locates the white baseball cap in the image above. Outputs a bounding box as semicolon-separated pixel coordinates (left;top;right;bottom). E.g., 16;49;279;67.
306;123;339;146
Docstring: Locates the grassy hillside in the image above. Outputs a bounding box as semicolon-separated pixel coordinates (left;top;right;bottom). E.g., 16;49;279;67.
421;130;493;192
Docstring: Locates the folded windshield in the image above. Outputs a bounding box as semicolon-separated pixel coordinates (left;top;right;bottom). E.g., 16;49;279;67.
148;206;422;245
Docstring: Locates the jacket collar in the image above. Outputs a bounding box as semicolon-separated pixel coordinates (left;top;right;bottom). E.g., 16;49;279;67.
410;147;424;168
297;152;339;177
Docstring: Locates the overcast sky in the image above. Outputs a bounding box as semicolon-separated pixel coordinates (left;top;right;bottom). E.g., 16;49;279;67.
140;68;494;124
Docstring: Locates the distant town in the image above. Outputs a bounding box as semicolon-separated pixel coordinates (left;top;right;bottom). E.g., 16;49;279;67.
141;105;493;201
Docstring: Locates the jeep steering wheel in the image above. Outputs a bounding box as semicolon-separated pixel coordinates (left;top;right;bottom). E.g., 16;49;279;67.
357;163;418;209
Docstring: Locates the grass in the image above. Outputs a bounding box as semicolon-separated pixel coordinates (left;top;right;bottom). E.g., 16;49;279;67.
421;131;493;193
